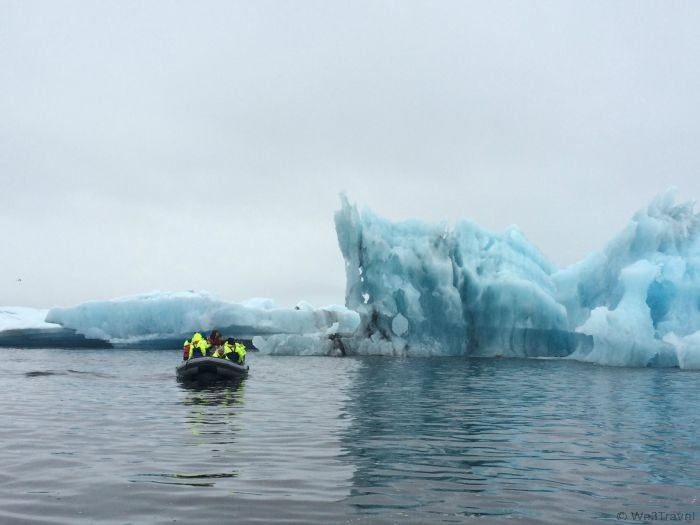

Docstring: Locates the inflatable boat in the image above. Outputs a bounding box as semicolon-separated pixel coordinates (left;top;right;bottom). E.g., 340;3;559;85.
176;357;248;384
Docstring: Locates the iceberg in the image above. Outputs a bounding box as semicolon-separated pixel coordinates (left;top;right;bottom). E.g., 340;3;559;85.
3;190;699;368
0;307;52;331
555;191;700;368
335;191;700;369
0;307;111;348
335;195;584;357
44;291;360;350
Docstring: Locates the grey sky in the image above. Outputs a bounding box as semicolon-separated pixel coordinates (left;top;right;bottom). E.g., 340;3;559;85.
2;1;700;308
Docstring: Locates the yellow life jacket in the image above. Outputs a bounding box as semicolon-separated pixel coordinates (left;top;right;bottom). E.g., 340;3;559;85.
190;332;210;358
223;341;234;357
212;345;226;359
234;342;246;362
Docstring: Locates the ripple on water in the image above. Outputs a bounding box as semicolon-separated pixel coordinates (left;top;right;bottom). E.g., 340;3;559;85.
0;349;698;524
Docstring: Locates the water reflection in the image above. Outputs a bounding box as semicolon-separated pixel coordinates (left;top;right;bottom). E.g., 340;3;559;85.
339;358;700;523
179;380;247;407
180;382;246;442
126;383;250;488
340;358;515;518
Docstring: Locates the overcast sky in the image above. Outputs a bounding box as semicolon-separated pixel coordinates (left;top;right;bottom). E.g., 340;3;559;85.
2;1;700;308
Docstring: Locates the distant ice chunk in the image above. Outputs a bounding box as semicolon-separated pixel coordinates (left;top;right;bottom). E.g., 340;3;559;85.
0;307;53;331
0;307;110;348
45;291;360;347
253;305;356;356
252;334;339;356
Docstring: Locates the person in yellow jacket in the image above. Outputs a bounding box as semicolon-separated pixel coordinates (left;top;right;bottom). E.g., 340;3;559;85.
232;339;246;364
182;338;192;360
212;340;233;360
187;332;210;360
212;338;245;363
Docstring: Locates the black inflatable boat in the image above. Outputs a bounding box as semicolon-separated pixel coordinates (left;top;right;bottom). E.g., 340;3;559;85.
176;357;249;384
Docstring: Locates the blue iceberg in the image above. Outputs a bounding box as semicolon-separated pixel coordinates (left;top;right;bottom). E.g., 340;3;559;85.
335;191;700;369
45;291;360;349
555;192;700;369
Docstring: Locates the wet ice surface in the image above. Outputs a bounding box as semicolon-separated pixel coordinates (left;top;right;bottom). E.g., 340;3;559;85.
0;348;698;524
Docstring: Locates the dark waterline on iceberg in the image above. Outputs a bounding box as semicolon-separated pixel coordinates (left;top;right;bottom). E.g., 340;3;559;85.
0;348;698;524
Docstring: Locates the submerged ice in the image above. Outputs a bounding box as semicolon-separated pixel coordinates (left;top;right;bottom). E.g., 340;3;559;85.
335;191;700;369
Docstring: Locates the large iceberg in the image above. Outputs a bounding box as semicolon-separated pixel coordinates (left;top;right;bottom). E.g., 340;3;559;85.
45;291;360;349
3;191;699;368
335;192;700;369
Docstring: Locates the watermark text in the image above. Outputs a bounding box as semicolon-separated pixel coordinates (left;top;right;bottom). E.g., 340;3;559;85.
616;511;695;522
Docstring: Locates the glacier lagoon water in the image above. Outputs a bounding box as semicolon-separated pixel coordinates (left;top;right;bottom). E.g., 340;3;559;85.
1;348;698;524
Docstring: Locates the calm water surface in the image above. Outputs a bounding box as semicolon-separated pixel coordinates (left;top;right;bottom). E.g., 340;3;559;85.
0;348;698;524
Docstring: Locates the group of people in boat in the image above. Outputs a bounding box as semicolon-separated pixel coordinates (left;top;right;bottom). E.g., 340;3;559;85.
183;330;246;364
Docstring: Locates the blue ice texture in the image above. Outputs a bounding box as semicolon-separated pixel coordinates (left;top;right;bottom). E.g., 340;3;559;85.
335;191;700;369
45;291;360;348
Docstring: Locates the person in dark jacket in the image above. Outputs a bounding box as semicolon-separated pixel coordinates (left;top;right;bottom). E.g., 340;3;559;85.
208;330;225;348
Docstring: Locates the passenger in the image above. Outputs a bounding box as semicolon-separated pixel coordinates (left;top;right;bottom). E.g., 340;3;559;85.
208;330;225;348
188;332;210;359
182;338;192;360
232;339;246;364
213;339;235;360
